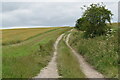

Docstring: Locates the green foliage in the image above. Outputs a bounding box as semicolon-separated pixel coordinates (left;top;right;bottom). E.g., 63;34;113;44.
69;27;118;78
75;17;87;31
75;3;113;37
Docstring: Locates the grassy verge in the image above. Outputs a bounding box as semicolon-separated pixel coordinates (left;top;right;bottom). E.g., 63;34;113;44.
2;27;71;78
69;26;118;78
57;35;85;78
3;40;53;78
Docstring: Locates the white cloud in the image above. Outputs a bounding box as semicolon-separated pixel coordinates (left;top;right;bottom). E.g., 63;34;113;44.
1;2;118;28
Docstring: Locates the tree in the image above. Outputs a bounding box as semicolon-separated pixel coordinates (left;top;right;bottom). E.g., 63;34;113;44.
75;3;113;37
75;17;87;31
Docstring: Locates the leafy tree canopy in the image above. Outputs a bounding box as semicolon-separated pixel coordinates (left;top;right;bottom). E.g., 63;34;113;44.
75;3;113;38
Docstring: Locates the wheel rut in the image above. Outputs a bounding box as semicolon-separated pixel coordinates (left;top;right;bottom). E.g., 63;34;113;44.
35;34;64;78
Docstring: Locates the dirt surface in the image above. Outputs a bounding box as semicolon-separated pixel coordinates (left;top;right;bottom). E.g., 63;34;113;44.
66;32;104;78
34;34;64;78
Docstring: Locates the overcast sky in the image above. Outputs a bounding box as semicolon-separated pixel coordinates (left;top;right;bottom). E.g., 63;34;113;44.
1;0;119;28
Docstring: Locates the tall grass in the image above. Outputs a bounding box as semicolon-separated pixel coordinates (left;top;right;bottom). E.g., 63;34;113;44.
69;25;118;78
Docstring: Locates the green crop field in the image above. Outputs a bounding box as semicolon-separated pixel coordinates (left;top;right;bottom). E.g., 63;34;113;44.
2;27;71;78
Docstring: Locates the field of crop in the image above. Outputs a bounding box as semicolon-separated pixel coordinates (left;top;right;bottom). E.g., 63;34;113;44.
1;27;59;45
2;27;71;78
69;23;118;78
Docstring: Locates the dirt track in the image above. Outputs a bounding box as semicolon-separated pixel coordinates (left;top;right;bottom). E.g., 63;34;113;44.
65;31;104;78
35;34;64;78
35;29;104;78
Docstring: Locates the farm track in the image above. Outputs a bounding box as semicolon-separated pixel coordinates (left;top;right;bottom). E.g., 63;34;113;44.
65;30;104;78
35;29;104;78
35;34;64;78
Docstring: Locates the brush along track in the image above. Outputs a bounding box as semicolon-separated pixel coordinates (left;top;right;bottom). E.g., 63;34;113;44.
65;30;104;78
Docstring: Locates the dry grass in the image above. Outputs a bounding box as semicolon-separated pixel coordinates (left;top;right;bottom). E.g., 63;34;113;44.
1;27;59;45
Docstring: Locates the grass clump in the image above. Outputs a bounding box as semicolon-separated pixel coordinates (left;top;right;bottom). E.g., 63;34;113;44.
57;37;85;78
